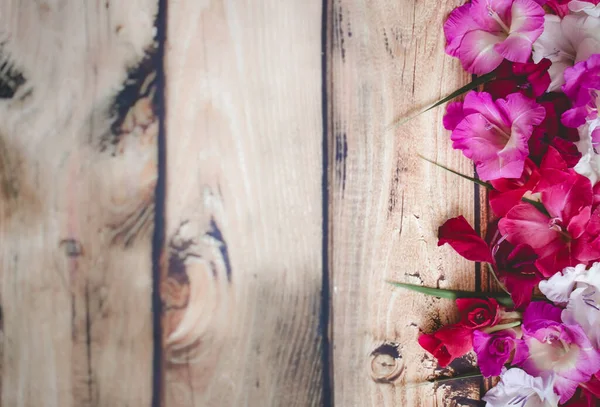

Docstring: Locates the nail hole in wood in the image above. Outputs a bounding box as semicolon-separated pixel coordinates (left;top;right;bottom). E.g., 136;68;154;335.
60;239;83;257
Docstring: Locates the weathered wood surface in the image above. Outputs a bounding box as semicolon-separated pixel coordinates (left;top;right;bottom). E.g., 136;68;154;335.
0;0;489;406
328;0;483;406
162;1;325;406
0;1;159;406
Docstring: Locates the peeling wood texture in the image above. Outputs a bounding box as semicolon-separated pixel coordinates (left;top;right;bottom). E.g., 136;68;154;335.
0;0;489;406
162;1;324;406
328;0;483;405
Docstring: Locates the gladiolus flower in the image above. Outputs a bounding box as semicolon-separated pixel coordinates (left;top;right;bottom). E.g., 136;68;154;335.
418;324;474;367
484;58;552;99
570;0;600;18
517;302;600;403
457;297;501;329
483;368;560;407
489;159;541;216
444;91;545;180
438;215;493;262
498;167;600;277
562;54;600;132
473;329;528;377
444;0;545;74
532;14;600;91
539;262;600;349
492;235;543;308
529;94;581;169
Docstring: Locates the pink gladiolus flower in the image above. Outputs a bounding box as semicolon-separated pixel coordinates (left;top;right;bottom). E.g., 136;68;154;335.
444;91;545;181
562;54;600;133
473;329;528;377
443;0;546;74
516;302;600;404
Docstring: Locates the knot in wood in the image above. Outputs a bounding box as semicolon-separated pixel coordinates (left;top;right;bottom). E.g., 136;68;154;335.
370;343;403;383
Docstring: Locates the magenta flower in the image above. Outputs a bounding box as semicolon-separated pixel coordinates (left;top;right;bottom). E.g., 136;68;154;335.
562;54;600;136
516;302;600;403
444;91;545;181
473;329;528;377
444;0;545;74
498;168;599;277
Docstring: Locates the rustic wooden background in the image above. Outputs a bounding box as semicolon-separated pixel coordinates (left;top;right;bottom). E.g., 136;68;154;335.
0;0;491;406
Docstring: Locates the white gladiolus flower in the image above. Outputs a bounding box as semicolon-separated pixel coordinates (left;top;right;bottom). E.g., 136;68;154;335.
483;368;559;407
532;14;600;91
539;262;600;349
570;1;600;18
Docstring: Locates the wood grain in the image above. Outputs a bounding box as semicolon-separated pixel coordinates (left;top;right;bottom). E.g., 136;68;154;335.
162;1;324;406
328;0;481;405
0;2;158;406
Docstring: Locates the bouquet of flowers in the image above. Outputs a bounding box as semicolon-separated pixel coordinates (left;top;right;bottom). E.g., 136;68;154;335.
391;0;600;405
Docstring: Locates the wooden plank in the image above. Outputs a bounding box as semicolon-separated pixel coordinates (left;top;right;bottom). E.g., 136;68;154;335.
0;2;159;406
328;0;481;405
162;1;324;406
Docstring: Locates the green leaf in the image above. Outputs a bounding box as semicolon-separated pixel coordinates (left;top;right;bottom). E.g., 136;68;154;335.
419;155;493;189
386;281;514;307
389;72;496;129
428;371;483;384
404;370;483;389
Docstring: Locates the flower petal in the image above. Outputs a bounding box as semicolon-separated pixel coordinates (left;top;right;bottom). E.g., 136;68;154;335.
458;30;505;74
569;1;600;18
444;3;478;56
538;263;587;303
443;101;465;131
438;216;493;262
499;203;558;253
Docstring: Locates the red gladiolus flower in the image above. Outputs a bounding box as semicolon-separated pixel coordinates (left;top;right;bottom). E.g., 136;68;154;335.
498;167;600;277
438;216;493;263
418;324;474;367
485;220;543;309
495;241;542;308
484;58;552;99
529;93;581;168
457;297;501;329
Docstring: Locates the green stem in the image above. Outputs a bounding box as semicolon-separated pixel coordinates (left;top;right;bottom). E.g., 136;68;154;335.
419;155;493;189
428;371;484;383
484;321;521;334
404;371;484;389
486;263;511;296
386;281;515;307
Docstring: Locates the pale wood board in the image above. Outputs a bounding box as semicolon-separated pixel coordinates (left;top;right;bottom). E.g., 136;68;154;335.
162;1;324;406
0;1;158;406
328;0;481;405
